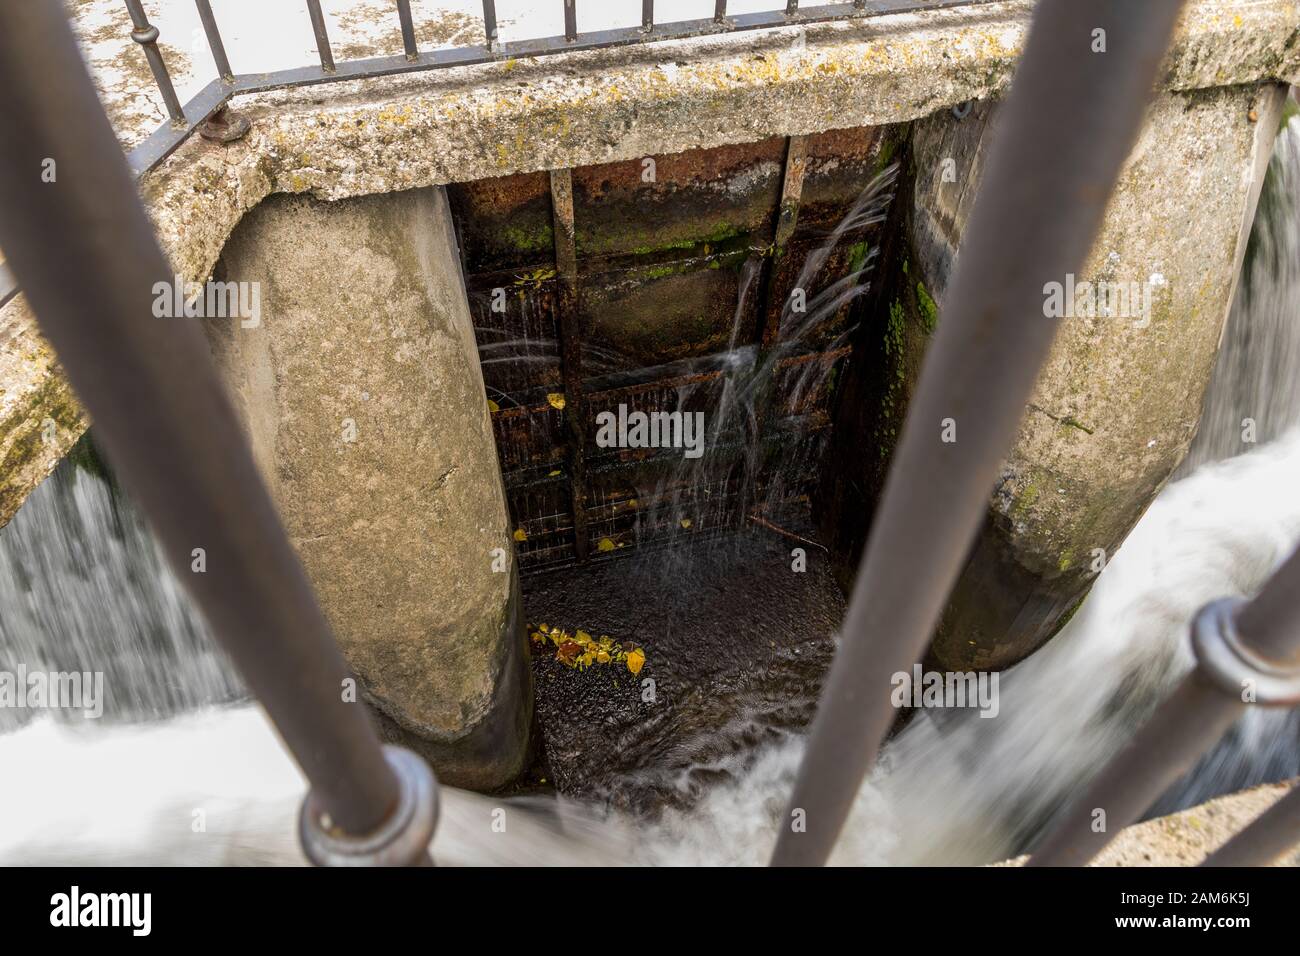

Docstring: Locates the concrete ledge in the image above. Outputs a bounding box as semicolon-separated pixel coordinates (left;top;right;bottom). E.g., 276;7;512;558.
997;778;1300;866
3;0;1300;523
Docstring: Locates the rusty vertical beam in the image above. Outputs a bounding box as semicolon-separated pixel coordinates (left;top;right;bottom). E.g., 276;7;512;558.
760;134;807;351
738;135;808;524
550;168;590;561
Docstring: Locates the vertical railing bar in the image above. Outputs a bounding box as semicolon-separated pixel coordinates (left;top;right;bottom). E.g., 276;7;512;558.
642;0;654;33
482;0;499;50
306;0;336;73
769;0;1189;868
715;0;728;23
397;0;419;60
1202;783;1300;867
564;0;578;42
194;0;234;82
786;0;800;14
122;0;186;126
0;1;436;866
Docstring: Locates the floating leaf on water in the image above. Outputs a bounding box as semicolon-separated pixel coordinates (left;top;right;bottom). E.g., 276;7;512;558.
513;528;528;542
597;537;616;552
546;392;566;411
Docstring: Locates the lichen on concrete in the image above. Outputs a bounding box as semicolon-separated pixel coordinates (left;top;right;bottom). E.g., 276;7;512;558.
4;0;1300;524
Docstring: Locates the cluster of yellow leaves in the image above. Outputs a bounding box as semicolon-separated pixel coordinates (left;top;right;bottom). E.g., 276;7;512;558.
529;623;646;675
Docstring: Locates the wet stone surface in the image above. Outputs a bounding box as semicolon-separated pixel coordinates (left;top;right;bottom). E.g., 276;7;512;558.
522;524;843;813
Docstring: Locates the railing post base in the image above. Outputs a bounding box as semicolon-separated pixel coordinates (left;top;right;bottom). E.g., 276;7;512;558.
298;746;439;867
198;105;251;144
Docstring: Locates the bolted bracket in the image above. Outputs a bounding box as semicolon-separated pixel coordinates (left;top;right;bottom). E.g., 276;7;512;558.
199;105;250;144
1191;597;1300;707
298;745;439;866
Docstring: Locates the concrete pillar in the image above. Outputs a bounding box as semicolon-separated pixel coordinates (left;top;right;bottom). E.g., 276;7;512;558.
206;186;530;789
909;83;1287;670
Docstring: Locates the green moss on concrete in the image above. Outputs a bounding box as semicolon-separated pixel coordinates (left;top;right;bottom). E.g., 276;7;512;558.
916;280;938;333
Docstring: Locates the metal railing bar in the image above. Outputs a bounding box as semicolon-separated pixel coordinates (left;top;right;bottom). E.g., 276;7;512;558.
1202;783;1300;866
0;262;16;311
1235;541;1300;665
787;0;800;14
113;1;1002;181
564;0;578;42
122;0;186;125
715;1;728;23
483;0;499;49
0;1;433;862
643;0;655;33
397;0;419;60
1028;676;1245;866
306;0;337;73
1029;551;1300;866
769;0;1189;867
194;0;234;82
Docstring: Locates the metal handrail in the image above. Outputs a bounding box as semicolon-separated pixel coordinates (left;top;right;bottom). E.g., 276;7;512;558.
0;1;436;867
117;0;1001;178
0;0;1004;313
771;0;1191;866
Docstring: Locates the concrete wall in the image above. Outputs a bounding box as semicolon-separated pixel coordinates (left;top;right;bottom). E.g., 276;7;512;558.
903;84;1287;670
208;186;530;789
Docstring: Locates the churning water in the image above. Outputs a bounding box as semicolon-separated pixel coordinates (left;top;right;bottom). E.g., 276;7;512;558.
2;125;1299;866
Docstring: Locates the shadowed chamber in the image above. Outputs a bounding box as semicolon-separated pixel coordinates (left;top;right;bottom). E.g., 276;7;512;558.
448;128;911;804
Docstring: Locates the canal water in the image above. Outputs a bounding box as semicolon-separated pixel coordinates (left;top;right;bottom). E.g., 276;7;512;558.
1;121;1298;866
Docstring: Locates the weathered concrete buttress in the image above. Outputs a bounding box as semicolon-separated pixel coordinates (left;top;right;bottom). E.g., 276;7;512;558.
207;187;530;788
910;84;1289;670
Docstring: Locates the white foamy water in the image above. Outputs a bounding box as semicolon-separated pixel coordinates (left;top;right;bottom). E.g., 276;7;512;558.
2;424;1296;866
4;80;1299;863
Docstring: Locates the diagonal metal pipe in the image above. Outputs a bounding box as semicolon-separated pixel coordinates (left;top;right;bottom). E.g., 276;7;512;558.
1029;548;1300;867
771;0;1188;866
1203;779;1300;867
0;0;429;862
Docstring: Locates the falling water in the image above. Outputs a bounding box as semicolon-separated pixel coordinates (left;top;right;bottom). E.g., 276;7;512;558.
1;122;1298;864
0;447;243;735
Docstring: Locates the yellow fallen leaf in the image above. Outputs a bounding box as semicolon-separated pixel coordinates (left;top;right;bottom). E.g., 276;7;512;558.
597;537;616;552
548;469;562;477
488;399;500;412
679;518;692;529
575;630;592;646
513;528;527;542
596;648;611;664
626;647;645;675
546;392;566;411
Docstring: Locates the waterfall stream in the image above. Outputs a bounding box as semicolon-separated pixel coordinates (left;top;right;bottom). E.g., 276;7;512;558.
2;123;1298;866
